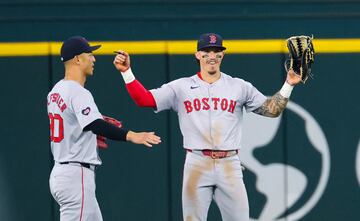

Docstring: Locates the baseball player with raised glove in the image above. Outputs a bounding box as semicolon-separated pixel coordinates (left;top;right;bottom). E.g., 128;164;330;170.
113;33;314;221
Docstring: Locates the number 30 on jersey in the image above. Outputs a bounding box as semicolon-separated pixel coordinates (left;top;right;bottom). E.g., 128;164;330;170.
48;113;64;143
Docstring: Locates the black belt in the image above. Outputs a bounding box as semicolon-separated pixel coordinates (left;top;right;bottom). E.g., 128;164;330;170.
60;161;94;169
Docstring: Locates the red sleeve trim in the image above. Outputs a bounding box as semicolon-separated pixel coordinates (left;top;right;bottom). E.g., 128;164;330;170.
125;80;157;108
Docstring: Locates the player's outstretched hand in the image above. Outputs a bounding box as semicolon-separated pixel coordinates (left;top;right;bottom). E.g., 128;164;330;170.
286;69;302;86
126;131;161;147
113;50;131;72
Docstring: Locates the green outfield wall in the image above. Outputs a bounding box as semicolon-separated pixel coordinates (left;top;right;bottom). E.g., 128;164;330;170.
0;0;359;221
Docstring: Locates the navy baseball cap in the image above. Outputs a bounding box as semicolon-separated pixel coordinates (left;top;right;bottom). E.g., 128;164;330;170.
197;33;226;51
60;36;101;62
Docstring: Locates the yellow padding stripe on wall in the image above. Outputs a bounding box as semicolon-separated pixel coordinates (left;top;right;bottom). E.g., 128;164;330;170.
0;42;50;56
0;39;360;56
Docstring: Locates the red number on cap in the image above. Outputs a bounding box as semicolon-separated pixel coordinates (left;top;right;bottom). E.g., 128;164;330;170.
48;113;64;143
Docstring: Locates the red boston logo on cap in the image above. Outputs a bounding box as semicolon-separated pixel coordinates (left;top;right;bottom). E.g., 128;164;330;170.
209;35;217;44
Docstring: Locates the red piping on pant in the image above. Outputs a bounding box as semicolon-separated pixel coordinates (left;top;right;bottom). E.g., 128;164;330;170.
80;167;84;221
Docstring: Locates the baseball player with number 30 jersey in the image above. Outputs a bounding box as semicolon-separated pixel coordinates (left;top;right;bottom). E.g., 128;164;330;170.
47;36;161;221
113;33;302;221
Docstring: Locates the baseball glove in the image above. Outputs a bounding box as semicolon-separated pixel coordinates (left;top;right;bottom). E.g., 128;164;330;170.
97;115;122;149
284;35;315;83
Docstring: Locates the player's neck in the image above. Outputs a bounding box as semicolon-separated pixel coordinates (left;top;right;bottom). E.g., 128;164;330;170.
64;69;86;86
200;70;221;84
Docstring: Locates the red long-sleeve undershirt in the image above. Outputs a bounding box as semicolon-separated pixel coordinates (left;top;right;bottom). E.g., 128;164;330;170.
125;80;157;108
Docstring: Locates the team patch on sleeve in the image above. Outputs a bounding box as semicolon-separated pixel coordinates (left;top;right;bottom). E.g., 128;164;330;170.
81;107;91;115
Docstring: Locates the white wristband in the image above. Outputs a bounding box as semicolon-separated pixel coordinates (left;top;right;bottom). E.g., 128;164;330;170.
121;68;135;84
279;82;294;98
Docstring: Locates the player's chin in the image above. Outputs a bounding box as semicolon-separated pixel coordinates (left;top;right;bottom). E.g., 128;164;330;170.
207;66;218;75
207;68;217;75
86;70;94;76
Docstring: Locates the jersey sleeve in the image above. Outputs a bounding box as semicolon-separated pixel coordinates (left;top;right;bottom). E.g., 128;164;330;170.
150;82;177;112
71;89;103;129
243;81;267;112
125;80;156;108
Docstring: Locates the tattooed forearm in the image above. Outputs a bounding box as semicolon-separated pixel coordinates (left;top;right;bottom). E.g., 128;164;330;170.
253;92;289;117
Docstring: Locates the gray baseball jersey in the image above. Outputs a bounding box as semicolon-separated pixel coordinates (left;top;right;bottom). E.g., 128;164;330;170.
150;72;267;150
47;79;103;165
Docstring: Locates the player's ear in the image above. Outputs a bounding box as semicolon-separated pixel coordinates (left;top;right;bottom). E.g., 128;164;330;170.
195;51;201;60
74;55;80;64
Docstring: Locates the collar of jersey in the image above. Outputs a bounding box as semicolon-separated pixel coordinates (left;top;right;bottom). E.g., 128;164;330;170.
195;71;224;86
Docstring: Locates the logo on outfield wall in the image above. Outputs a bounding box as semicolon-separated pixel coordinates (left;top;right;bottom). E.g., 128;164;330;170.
356;140;360;186
242;101;330;221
